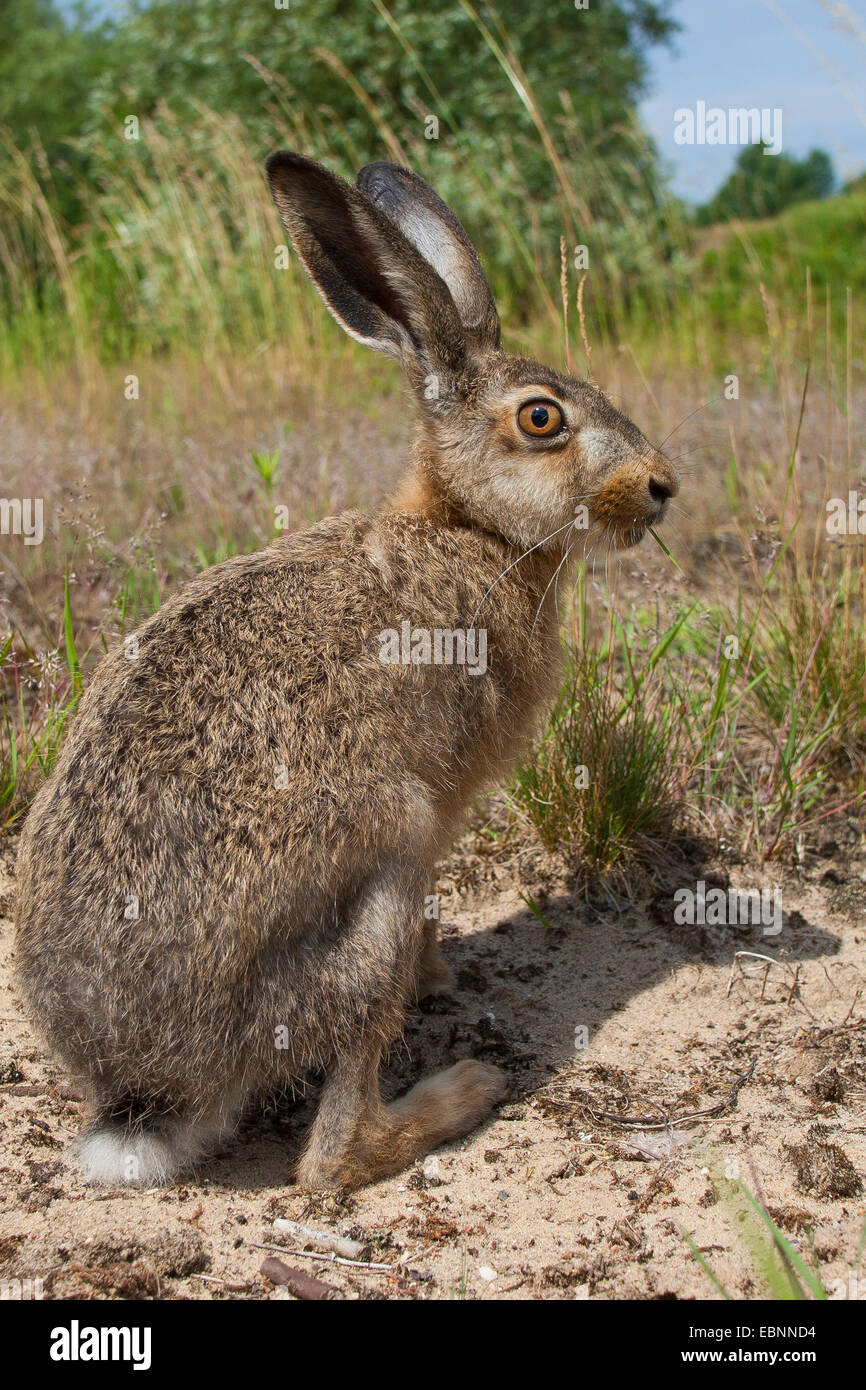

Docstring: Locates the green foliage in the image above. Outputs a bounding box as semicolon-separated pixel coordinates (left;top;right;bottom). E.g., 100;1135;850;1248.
512;428;866;877
250;448;281;490
694;185;866;348
510;574;689;879
686;1177;829;1301
86;0;675;191
0;619;81;828
0;0;681;343
0;0;116;218
697;143;835;226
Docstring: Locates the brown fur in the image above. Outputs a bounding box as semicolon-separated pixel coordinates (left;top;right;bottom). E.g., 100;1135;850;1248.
14;152;678;1189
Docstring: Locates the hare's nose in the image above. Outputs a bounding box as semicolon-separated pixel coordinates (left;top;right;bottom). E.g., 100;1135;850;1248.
647;457;679;506
649;475;676;504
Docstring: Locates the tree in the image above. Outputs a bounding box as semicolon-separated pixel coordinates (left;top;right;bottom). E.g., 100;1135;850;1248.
0;0;116;222
697;144;835;226
1;1;677;218
89;0;676;167
0;2;114;183
0;0;680;322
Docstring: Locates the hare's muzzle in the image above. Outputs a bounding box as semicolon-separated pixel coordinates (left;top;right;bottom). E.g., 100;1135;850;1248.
591;450;679;547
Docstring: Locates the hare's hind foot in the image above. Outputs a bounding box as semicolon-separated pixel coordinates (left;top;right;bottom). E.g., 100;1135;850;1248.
297;863;503;1190
296;1055;506;1191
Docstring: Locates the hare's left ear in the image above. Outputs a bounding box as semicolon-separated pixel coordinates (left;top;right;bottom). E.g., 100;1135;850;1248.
357;162;500;351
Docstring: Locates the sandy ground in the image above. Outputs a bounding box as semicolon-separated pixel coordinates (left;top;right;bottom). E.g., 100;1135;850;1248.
1;824;864;1302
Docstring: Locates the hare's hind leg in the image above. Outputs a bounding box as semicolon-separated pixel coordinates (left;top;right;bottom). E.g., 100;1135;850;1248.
296;1046;505;1190
295;866;504;1190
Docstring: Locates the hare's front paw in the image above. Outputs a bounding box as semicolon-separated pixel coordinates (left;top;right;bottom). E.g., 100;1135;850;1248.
415;948;456;1000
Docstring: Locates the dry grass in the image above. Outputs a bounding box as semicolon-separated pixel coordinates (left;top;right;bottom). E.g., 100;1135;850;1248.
2;333;864;871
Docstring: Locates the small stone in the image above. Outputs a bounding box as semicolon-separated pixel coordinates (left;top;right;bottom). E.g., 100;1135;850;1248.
422;1156;442;1185
478;1266;498;1282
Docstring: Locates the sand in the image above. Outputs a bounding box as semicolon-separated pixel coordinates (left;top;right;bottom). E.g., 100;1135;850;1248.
1;823;864;1301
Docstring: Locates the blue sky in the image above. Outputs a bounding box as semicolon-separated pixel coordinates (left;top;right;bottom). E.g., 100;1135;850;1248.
639;0;866;201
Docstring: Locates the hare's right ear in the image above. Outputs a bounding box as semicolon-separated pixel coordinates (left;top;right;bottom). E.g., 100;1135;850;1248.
356;162;500;351
266;151;467;375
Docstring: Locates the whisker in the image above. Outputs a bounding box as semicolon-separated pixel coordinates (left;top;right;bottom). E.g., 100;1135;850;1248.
657;395;724;451
667;446;718;462
466;494;598;629
529;540;576;643
554;527;577;611
468;519;575;628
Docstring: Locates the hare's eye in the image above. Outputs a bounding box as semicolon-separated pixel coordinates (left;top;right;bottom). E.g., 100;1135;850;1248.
517;400;564;438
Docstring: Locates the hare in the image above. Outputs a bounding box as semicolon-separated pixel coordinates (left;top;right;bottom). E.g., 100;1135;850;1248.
14;152;678;1190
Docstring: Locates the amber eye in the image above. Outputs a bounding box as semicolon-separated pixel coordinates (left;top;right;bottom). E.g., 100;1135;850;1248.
517;400;564;438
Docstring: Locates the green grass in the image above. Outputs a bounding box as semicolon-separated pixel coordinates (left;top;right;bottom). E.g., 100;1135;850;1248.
510;617;688;880
0;632;80;830
684;1177;830;1301
510;432;866;879
696;187;866;348
0;88;861;380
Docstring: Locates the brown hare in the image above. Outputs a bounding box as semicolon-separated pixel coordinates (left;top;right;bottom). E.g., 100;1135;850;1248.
14;152;678;1189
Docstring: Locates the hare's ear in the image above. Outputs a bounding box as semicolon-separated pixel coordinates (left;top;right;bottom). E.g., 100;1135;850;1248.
357;161;500;351
266;151;467;374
